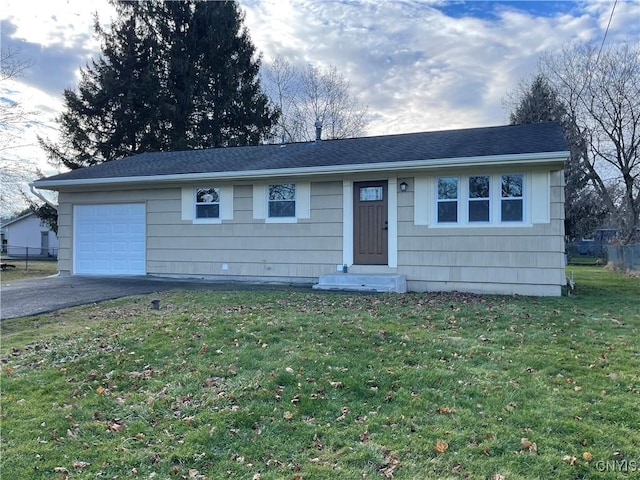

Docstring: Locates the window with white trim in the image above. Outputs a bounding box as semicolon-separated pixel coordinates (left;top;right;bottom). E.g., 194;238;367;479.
195;187;220;219
429;173;526;226
501;174;524;222
268;184;296;218
437;177;458;223
468;175;490;222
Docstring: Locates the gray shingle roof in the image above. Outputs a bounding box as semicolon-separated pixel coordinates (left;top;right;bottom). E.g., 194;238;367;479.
34;122;567;186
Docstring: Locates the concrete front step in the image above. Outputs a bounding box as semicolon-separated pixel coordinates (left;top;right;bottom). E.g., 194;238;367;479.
313;273;407;293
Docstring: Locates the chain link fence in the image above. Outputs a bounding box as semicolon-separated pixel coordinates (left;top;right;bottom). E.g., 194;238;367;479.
2;245;58;259
606;243;640;270
1;245;58;272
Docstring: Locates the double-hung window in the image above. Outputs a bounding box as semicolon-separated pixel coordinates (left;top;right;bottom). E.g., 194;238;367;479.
468;175;490;222
429;173;525;226
437;177;458;223
268;184;296;218
501;174;524;222
195;187;220;219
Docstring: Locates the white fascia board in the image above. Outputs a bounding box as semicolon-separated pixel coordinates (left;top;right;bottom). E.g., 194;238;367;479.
31;151;569;190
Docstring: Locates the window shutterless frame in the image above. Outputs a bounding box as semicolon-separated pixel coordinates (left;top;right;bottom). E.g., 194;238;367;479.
194;187;221;221
468;175;491;223
428;173;527;227
436;176;459;223
500;174;524;222
267;184;296;218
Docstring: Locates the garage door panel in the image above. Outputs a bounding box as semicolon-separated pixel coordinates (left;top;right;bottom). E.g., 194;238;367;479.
74;203;146;275
112;224;129;235
130;224;145;235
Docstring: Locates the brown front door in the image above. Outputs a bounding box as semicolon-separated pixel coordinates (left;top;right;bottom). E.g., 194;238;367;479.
354;180;388;265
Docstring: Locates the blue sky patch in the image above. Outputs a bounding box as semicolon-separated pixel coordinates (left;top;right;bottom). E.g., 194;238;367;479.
438;1;578;20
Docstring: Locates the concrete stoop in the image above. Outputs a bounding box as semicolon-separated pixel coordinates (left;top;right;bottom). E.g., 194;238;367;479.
313;273;408;293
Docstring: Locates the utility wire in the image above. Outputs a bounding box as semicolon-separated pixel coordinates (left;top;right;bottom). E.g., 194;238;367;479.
596;0;617;63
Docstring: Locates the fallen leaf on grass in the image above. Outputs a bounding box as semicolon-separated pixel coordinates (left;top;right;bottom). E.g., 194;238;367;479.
283;411;293;420
520;438;537;454
434;440;448;453
202;377;223;388
562;455;578;465
583;452;593;461
72;461;90;469
336;406;350;421
96;386;105;395
107;419;126;432
379;451;400;478
436;406;455;414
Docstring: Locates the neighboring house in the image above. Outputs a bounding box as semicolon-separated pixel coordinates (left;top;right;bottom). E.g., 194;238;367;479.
0;212;59;257
32;122;569;295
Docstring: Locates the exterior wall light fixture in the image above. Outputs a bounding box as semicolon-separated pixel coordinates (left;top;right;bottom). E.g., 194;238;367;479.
399;181;408;192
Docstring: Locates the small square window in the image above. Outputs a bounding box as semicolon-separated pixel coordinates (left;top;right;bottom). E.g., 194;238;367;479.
268;184;296;218
437;177;458;223
195;188;220;219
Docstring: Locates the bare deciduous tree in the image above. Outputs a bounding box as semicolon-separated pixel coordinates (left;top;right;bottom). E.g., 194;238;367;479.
505;74;608;239
0;46;39;218
264;57;368;142
539;42;640;244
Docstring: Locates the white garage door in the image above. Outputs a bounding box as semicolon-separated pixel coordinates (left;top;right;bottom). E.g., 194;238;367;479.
74;203;146;275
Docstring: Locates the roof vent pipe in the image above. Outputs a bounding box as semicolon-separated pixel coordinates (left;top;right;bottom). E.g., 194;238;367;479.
314;119;323;142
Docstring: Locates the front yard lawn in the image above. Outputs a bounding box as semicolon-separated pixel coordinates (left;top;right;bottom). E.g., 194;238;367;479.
1;266;638;479
0;260;58;282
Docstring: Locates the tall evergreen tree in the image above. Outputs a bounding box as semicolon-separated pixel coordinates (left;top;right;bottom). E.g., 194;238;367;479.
41;0;278;170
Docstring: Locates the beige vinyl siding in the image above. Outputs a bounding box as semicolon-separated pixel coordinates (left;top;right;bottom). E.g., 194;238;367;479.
54;165;565;295
58;182;343;280
146;181;343;280
55;199;73;274
396;169;565;295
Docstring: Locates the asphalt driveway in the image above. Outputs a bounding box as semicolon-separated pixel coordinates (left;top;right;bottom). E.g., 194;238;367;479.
1;275;313;320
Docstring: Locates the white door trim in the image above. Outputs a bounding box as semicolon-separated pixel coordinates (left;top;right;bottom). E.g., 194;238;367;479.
342;178;397;268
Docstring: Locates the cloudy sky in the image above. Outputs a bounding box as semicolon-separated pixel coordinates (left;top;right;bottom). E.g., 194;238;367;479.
1;0;638;182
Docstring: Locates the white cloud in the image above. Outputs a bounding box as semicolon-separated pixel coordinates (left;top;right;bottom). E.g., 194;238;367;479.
241;0;638;135
1;0;637;150
1;0;114;48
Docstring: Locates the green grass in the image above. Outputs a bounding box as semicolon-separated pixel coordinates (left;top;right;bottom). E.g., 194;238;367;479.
1;266;639;479
0;260;58;282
